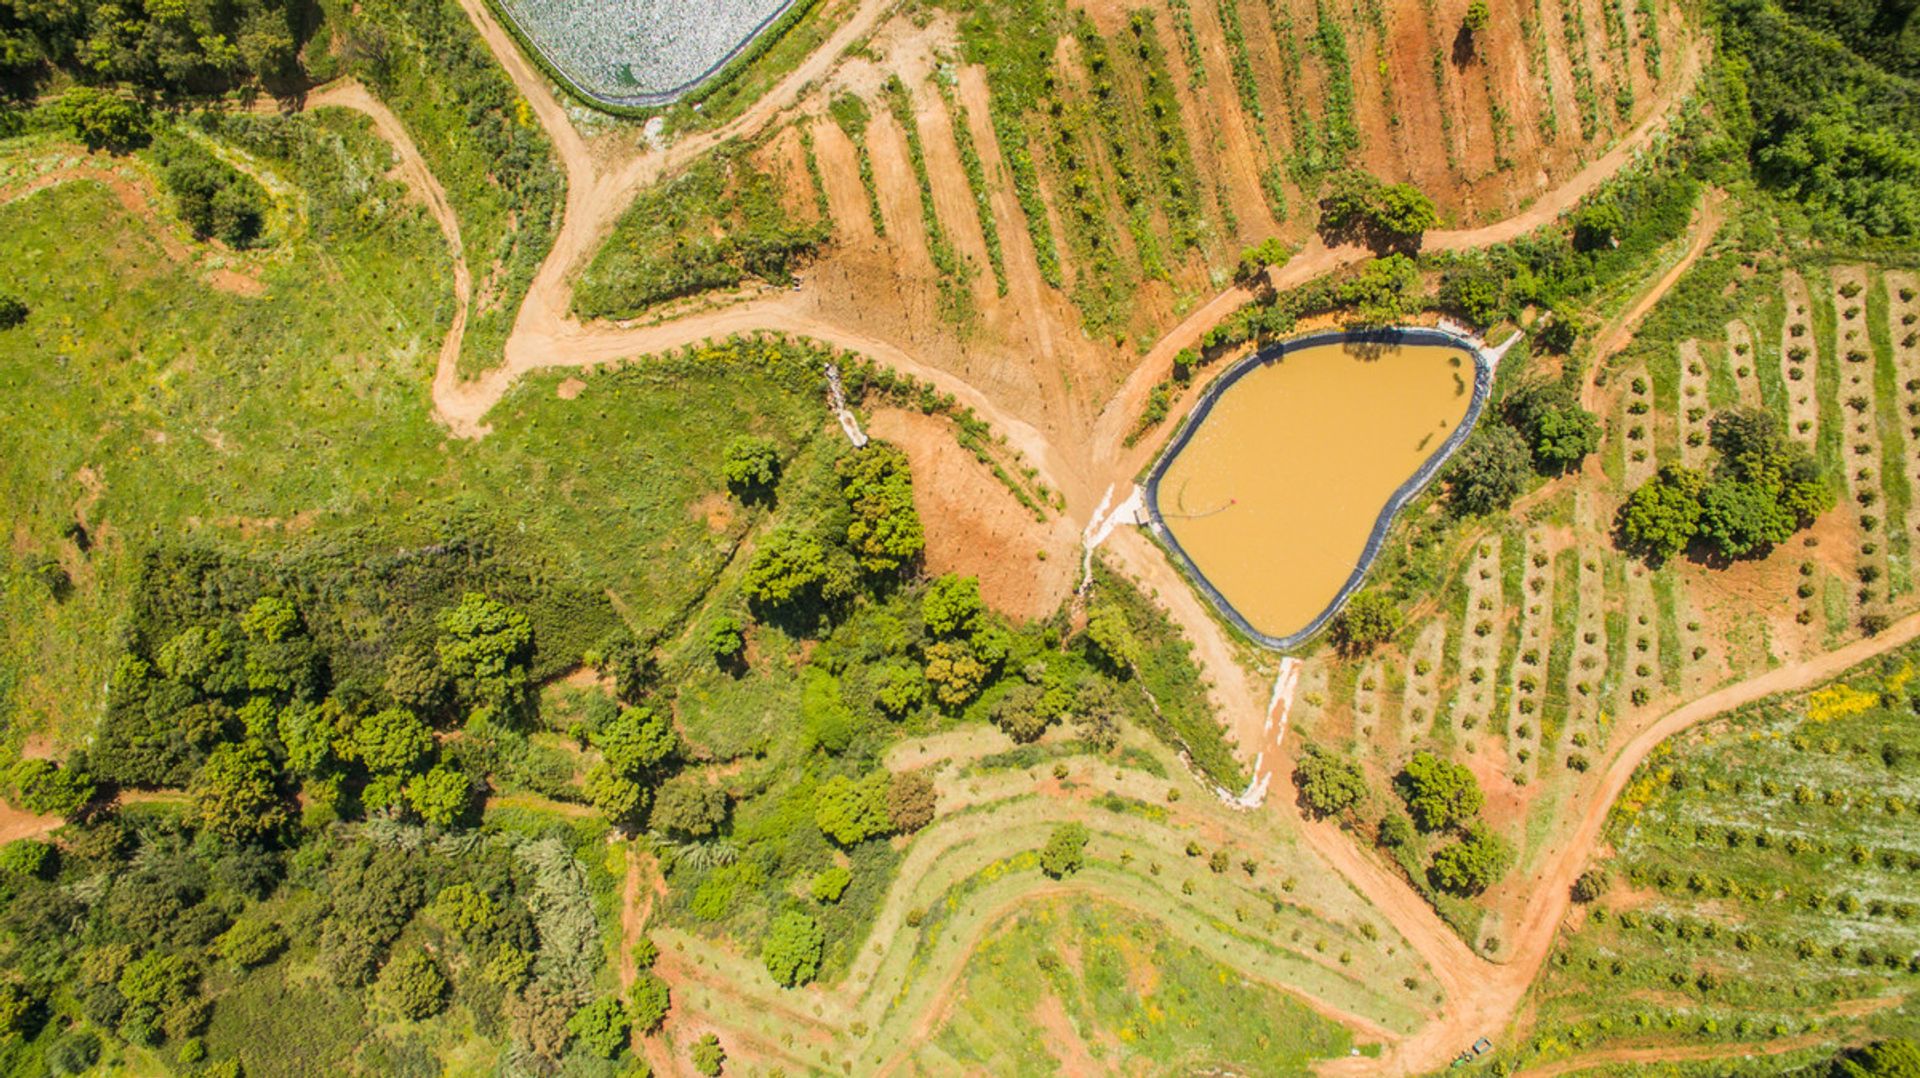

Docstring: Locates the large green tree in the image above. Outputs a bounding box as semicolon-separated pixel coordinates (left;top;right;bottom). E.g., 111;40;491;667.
839;444;924;574
1397;751;1484;832
188;741;284;842
761;911;824;987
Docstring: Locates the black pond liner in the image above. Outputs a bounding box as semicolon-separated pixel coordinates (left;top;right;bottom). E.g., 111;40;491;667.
495;0;802;110
1142;325;1494;652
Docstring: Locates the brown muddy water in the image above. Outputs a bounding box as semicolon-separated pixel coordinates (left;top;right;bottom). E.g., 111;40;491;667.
1157;340;1473;639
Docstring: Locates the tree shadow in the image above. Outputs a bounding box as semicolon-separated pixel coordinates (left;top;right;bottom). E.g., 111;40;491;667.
1452;24;1477;68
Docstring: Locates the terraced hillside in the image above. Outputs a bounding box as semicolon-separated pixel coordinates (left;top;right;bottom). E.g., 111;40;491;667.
4;0;1920;1073
571;0;1694;451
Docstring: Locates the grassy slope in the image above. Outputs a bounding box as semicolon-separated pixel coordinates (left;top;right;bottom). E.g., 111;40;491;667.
0;115;820;751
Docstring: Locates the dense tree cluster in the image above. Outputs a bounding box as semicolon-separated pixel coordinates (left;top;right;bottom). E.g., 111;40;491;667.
0;0;308;98
1505;380;1602;475
1394;751;1512;896
1317;170;1440;251
1618;408;1831;561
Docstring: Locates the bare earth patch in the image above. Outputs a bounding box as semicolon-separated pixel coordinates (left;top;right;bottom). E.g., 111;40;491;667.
867;407;1076;620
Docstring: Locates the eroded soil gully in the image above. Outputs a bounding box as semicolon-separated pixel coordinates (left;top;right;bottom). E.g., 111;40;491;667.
284;13;1875;1075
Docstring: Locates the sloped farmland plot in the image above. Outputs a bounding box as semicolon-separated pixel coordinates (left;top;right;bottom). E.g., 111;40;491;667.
496;0;796;107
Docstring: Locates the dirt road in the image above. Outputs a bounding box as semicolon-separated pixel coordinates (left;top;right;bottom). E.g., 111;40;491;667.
1579;189;1727;411
271;13;1851;1076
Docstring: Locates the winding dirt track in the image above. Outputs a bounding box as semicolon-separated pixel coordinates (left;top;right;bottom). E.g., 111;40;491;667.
252;12;1916;1075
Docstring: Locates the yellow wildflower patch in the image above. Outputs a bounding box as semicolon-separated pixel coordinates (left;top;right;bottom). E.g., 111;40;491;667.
1806;683;1878;722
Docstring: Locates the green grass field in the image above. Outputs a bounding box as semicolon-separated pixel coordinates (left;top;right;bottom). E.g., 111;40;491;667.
923;896;1357;1075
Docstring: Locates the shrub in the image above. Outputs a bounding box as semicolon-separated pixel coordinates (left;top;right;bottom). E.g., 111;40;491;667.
0;293;27;330
721;436;780;500
630;971;670;1033
1447;424;1533;515
692;1032;726;1075
650;776;728;839
887;769;937;833
1570;868;1608;903
810;865;852;903
1332;591;1401;653
1040;822;1089;878
0;839;53;879
55;86;150;150
376;951;448;1020
8;758;94;817
761;911;824;987
405;766;472;827
216;918;285;969
1427;823;1512;895
706;615;746;665
566;995;631;1058
189;741;286;841
839;444;924;575
814;771;891;846
1506;380;1601;473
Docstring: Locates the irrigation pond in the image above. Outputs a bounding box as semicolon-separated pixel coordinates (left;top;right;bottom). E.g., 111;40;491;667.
1147;329;1489;649
495;0;797;107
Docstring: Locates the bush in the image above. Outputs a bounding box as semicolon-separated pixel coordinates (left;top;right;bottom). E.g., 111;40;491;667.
706;615;746;665
1570;868;1608;903
189;741;285;841
630;971;670;1034
1294;746;1369;818
810;865;852;903
0;839;53;879
0;293;27;330
1506;380;1601;473
721;436;781;500
1427;823;1512;895
1447;424;1533;515
1331;591;1401;653
887;769;937;833
55;86;150;150
376;951;448;1020
566;995;631;1058
1040;822;1089;878
8;758;94;817
692;1032;726;1075
216;918;285;969
838;444;924;575
649;775;728;839
814;771;891;846
761;911;824;987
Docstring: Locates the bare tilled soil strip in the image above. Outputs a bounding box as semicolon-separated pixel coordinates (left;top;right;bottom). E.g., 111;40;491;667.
1888;271;1920;548
1622;365;1657;487
1724;318;1763;407
1670;579;1719;696
1833;265;1887;617
1564;495;1610;740
1401;620;1448;748
1353;657;1386;739
1619;562;1661;717
1452;539;1505;731
1780;270;1821;446
1676;340;1710;468
809;117;878;244
1505;531;1556;779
